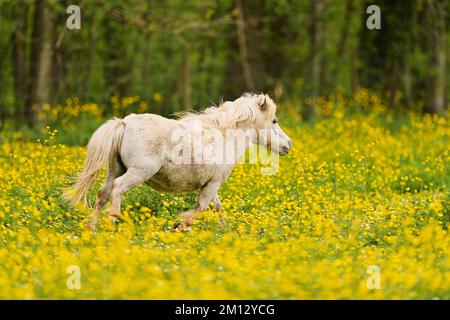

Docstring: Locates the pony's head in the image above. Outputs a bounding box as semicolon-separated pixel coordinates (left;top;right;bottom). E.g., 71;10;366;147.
231;93;292;155
189;93;292;156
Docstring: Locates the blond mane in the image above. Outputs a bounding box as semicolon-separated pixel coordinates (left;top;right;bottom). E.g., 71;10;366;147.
178;93;275;130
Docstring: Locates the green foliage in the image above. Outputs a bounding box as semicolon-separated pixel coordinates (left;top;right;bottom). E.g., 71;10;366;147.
0;0;448;125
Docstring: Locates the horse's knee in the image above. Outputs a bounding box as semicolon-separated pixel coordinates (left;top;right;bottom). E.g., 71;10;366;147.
96;176;115;202
97;187;108;202
94;188;109;210
110;178;126;201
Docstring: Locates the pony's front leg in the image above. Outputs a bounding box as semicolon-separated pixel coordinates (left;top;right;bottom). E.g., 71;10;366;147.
177;181;221;231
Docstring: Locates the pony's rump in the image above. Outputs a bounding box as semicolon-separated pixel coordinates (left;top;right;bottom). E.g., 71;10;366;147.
63;118;125;206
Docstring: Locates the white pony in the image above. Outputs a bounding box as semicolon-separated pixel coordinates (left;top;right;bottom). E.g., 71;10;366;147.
64;93;292;229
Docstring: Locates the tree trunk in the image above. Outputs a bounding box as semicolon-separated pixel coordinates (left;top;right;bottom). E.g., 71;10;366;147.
12;4;28;125
425;0;447;115
304;0;325;121
54;3;68;103
336;0;354;60
181;44;191;110
333;0;355;93
358;0;414;103
387;60;399;108
403;59;412;108
54;41;66;101
235;0;255;91
25;0;56;128
350;48;359;93
224;0;267;98
102;14;131;101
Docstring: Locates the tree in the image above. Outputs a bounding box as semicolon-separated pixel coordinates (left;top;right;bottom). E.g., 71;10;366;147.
235;0;255;91
303;0;325;120
425;0;447;114
102;9;132;98
11;4;28;124
25;0;56;127
358;0;415;109
181;42;192;110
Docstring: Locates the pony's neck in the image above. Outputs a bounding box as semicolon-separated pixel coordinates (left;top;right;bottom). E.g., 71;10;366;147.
225;125;259;164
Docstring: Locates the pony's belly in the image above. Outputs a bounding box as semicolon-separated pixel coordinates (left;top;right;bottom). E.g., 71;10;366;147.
145;177;173;192
146;164;209;193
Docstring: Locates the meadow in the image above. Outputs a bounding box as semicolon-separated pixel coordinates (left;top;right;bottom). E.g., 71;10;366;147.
0;90;449;299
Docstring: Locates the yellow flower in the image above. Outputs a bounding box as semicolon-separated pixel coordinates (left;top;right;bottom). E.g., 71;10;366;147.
0;91;448;299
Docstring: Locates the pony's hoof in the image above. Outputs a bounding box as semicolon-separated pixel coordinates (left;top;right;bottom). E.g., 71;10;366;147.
85;222;96;231
85;218;98;231
103;216;118;230
175;223;192;232
218;220;227;229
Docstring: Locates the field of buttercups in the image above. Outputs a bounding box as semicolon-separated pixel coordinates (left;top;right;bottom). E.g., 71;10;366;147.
0;90;449;299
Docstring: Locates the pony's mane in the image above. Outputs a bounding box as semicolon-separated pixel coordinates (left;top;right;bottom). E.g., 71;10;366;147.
177;92;269;130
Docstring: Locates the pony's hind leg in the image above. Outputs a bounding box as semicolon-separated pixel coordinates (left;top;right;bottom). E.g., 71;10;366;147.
212;194;226;226
213;194;222;211
108;163;160;222
87;157;125;229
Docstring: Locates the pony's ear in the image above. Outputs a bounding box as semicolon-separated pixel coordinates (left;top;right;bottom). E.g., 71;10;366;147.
260;96;268;112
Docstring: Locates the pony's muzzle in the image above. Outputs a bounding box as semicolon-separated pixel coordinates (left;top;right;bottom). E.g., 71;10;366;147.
280;139;292;155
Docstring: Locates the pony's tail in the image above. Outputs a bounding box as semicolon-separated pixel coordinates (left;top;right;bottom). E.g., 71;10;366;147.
63;118;125;207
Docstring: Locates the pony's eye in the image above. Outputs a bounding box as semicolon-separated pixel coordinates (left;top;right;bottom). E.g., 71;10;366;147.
272;119;278;124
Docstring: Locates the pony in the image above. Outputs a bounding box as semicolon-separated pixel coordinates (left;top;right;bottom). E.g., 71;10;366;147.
64;93;292;230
